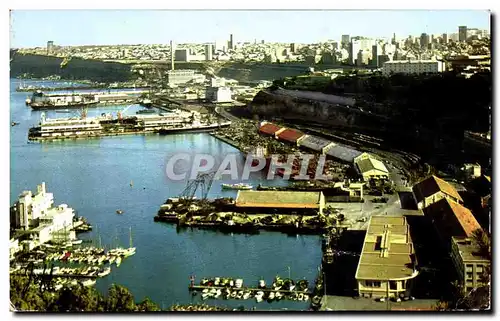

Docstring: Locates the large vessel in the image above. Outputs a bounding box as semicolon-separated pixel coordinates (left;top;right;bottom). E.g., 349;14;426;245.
221;183;253;190
27;91;99;110
28;112;104;139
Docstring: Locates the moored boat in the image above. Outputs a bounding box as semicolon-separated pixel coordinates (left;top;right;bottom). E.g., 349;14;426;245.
221;183;253;190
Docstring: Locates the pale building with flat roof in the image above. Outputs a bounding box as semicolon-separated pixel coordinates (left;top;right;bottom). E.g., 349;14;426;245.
355;216;419;299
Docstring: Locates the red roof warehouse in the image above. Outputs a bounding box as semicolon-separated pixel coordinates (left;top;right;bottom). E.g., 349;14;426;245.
277;128;305;144
259;123;284;136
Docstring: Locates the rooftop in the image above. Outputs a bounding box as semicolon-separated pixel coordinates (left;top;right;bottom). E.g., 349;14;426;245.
235;190;323;209
297;135;333;151
276;128;305;143
259;122;284;136
325;144;363;163
355;156;389;175
412;175;463;203
452;237;490;262
424;198;481;239
355;216;417;281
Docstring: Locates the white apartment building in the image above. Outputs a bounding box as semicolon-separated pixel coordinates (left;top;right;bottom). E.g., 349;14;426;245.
13;182;75;245
206;87;232;103
382;60;445;75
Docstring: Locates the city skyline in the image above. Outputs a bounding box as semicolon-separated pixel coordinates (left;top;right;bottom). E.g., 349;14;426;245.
10;10;491;48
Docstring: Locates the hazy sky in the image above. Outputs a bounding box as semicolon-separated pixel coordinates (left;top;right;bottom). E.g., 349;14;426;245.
10;10;491;48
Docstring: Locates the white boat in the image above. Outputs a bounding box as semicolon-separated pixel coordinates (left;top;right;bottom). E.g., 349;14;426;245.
298;293;304;301
201;293;210;300
268;292;275;300
235;279;243;288
275;292;283;300
243;292;251;300
116;256;122;267
255;292;264;303
236;291;244;299
202;289;210;294
230;291;237;299
221;183;253;190
258;280;266;288
98;267;111;277
214;289;222;298
72;240;83;245
303;294;309;301
214;277;220;286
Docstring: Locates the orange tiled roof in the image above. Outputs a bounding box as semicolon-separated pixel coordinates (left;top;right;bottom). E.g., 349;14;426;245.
446;199;482;238
424;198;481;238
412;175;463;203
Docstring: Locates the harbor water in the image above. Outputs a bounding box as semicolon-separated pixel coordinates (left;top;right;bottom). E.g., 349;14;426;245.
10;78;322;311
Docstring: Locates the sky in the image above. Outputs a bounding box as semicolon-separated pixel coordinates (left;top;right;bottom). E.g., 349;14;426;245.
9;10;491;48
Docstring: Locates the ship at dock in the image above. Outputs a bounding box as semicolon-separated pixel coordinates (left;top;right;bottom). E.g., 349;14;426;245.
26;90;99;110
28;108;231;141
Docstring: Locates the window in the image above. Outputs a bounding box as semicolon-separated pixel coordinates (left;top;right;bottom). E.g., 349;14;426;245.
477;266;484;273
390;281;398;290
365;281;381;287
466;272;474;280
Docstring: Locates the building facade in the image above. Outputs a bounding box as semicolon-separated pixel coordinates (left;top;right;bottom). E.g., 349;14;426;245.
174;48;190;62
412;175;463;210
382;60;445;75
450;237;490;294
166;69;196;85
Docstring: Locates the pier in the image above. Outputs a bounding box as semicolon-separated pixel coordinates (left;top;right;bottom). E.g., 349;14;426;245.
189;285;313;297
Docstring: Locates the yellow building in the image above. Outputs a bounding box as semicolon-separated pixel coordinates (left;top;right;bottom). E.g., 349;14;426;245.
355;216;419;299
450;237;490;294
354;153;389;181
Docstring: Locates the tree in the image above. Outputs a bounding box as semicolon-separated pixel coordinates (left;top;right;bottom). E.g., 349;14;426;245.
136;297;161;312
105;284;137;312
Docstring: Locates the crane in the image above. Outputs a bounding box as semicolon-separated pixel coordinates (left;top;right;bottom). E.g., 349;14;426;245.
180;171;216;201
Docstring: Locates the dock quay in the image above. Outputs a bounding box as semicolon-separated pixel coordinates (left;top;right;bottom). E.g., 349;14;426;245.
188;276;315;302
189;285;313;297
209;133;241;150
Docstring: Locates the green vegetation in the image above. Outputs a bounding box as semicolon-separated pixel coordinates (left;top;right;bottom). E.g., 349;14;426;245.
10;275;161;312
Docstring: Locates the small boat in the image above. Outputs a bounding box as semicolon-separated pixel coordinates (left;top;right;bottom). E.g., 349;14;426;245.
255;291;264;303
267;292;275;302
214;289;222;298
298;293;304;301
72;240;83;245
202;289;210;294
236;291;244;299
234;279;243;288
116;210;123;214
11;122;19;127
221;183;253;190
275;292;283;301
115;256;122;267
242;291;251;300
201;293;210;300
303;294;309;301
258;280;266;289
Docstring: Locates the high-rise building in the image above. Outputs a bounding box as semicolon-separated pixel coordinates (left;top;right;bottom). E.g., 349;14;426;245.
47;41;54;55
391;33;397;45
349;40;361;65
341;35;350;48
205;44;213;61
442;33;448;44
229;34;234;50
372;44;380;67
459;26;468;42
170;41;175;70
420;33;430;49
